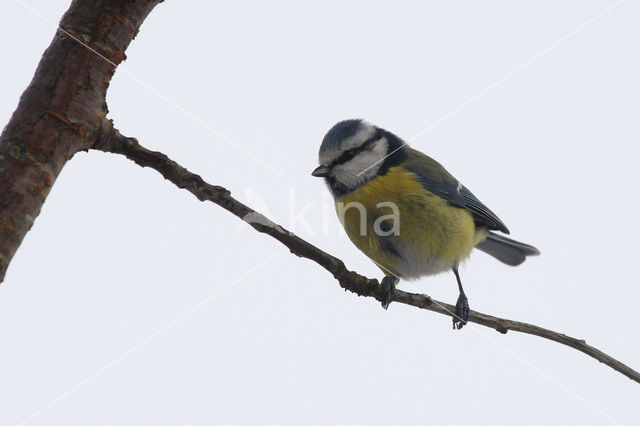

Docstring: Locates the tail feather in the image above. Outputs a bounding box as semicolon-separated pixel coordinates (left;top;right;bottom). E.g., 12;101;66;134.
475;232;540;266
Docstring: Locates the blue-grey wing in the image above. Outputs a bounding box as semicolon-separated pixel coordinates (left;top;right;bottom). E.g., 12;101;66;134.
402;150;510;233
416;174;509;233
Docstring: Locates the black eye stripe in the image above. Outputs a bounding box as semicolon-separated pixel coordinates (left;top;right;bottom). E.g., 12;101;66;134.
330;136;379;167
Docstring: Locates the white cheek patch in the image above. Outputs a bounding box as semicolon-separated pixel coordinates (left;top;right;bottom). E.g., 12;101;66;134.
330;137;388;191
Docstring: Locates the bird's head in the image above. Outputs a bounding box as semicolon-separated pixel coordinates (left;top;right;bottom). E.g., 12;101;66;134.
312;119;408;197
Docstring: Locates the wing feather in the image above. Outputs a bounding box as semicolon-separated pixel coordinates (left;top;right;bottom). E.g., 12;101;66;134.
402;149;510;234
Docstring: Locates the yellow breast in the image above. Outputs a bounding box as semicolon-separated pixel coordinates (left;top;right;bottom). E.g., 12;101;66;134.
335;166;486;279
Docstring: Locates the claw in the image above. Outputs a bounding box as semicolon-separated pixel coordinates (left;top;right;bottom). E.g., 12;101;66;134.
380;276;398;310
451;267;470;330
452;293;469;330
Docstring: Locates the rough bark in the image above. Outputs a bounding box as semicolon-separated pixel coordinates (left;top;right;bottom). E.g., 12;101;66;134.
0;0;163;282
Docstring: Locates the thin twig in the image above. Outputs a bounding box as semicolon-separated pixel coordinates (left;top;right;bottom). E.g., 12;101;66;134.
93;119;640;384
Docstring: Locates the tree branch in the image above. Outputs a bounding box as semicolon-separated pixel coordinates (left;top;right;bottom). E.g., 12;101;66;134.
0;0;163;282
94;120;640;385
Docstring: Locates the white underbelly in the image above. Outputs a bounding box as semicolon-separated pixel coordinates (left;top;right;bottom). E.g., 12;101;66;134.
384;242;458;280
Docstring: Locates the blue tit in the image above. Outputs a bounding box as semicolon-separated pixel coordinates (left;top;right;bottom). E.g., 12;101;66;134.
312;119;539;329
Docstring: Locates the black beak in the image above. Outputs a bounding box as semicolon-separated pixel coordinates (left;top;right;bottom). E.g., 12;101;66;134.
311;165;329;177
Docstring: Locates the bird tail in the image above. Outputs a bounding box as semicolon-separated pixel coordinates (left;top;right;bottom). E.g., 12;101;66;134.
475;232;540;266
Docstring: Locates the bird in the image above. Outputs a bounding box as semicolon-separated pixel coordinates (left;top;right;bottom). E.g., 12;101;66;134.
311;119;539;329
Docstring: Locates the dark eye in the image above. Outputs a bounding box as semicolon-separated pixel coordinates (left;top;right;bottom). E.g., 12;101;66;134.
330;147;362;168
342;148;358;162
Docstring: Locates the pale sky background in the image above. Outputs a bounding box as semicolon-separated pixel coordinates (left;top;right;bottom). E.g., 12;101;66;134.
1;1;639;425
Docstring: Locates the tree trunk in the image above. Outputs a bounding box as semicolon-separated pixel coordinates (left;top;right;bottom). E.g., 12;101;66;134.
0;0;163;282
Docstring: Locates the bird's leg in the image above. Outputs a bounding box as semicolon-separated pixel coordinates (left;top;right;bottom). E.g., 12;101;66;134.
380;275;399;310
452;267;469;330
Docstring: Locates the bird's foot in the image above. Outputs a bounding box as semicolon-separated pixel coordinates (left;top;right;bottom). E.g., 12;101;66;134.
380;276;397;310
452;293;469;330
